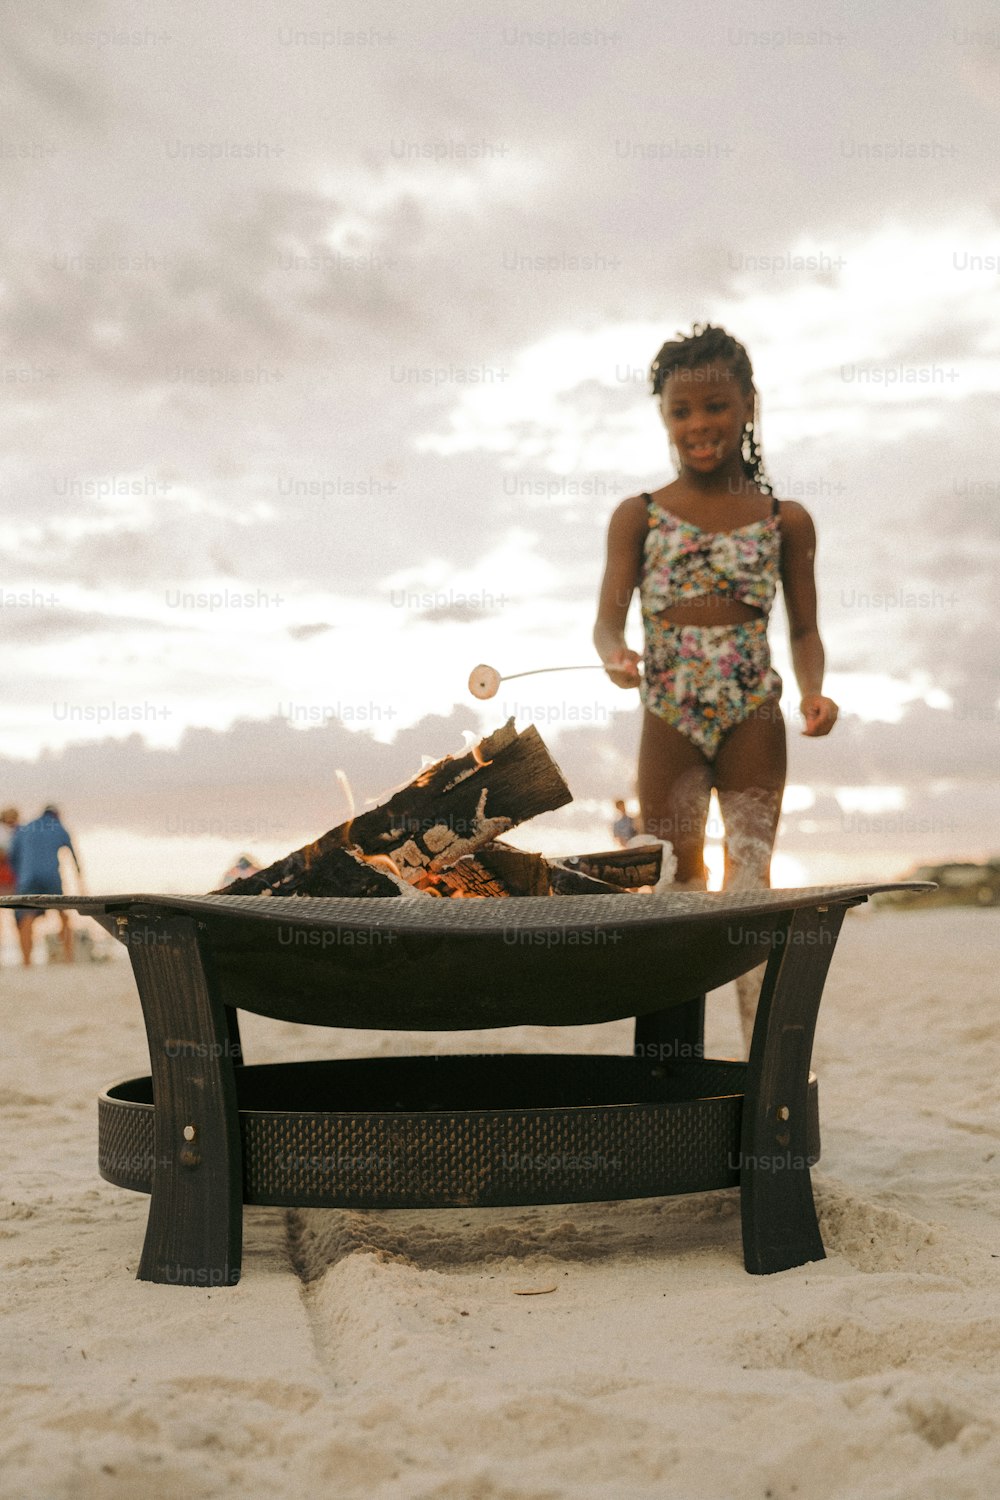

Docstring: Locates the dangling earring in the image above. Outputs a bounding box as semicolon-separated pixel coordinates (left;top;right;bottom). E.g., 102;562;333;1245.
741;421;754;475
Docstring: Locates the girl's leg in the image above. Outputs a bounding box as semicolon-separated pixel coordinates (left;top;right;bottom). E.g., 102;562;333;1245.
713;697;787;1052
637;708;712;885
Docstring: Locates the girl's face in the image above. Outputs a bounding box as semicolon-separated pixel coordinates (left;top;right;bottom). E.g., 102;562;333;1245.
659;359;755;475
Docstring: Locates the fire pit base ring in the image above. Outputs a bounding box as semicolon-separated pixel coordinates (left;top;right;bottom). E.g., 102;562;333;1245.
99;1055;819;1210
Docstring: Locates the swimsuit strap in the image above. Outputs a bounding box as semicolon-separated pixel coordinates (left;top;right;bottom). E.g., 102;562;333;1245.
644;489;779;525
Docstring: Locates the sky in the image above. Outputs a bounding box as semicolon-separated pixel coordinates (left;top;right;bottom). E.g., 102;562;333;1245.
1;0;998;894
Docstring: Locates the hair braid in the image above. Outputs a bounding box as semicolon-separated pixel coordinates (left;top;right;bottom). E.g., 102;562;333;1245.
649;322;774;496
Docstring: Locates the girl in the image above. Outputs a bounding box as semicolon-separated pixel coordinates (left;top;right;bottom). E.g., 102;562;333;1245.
593;324;838;1049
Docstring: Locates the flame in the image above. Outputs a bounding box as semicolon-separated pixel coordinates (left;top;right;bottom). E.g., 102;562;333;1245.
357;851;405;878
336;769;356;845
460;728;493;769
411;750;457;789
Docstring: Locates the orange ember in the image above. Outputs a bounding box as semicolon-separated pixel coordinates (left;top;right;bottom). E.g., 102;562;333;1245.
413;754;449;788
350;846;484;898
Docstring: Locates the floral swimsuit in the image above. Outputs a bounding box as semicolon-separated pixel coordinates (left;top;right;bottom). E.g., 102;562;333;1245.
638;493;783;760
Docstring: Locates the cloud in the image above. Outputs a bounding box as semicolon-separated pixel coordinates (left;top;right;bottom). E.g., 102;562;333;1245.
417;601;502;623
0;607;174;642
1;695;992;848
0;709;479;840
1;19;105;130
786;702;998;786
287;622;334;640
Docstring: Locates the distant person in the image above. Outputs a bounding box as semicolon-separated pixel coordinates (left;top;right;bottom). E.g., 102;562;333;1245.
0;806;18;895
9;805;82;966
612;799;638;847
221;853;262;887
0;807;19;961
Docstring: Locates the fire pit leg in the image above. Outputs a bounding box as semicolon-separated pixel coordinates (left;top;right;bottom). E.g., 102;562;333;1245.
738;902;847;1274
122;912;243;1288
634;995;705;1065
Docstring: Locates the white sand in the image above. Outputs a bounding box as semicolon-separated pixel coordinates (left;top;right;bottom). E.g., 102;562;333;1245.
2;907;999;1499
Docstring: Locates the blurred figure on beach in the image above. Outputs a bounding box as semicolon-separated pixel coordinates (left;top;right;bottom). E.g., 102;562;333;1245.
0;807;18;895
611;799;638;847
221;853;262;887
0;807;19;957
8;806;82;966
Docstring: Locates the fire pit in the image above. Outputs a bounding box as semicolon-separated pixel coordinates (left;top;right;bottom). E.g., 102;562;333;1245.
2;877;930;1285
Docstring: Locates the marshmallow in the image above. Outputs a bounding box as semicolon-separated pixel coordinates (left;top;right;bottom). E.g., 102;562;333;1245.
468;663;502;700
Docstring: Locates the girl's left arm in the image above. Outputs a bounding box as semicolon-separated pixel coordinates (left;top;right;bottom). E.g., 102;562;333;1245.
778;501;839;737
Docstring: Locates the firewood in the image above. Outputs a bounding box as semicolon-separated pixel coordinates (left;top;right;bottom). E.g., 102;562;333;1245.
220;843;401;899
547;863;624;896
414;857;511;899
477;842;550;896
214;720;571;898
556;845;664;889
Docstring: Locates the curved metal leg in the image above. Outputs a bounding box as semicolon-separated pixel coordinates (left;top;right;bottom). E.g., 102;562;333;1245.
738;902;847;1274
121;912;243;1287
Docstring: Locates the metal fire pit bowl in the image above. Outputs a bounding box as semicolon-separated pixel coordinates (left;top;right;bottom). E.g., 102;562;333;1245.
1;883;932;1285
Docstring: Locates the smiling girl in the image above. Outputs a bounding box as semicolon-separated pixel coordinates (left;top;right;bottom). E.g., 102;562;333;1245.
593;323;838;1048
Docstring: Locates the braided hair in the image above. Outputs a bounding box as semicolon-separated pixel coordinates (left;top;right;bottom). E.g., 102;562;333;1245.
649;323;773;496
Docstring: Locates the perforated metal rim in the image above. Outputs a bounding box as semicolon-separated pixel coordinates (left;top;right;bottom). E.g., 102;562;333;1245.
97;1056;821;1209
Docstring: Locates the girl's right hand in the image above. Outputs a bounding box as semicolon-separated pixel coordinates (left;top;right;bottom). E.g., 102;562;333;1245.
603;648;642;689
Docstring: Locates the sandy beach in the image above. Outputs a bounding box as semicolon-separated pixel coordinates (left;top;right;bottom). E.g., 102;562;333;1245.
2;905;999;1499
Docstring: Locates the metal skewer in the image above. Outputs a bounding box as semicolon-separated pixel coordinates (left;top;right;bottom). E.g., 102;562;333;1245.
468;661;641;700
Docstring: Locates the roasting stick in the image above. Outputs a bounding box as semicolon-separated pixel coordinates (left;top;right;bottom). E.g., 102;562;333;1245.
468;661;642;700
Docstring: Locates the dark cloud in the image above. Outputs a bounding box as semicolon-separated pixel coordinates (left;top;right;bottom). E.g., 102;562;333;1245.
786;701;998;785
778;782;1000;874
287;622;334;640
0;608;172;642
1;696;992;840
0;709;479;840
1;28;104;129
891;321;988;368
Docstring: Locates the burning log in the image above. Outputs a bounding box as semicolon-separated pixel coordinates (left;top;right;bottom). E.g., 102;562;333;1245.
477;841;624;896
478;842;665;896
556;845;665;890
476;841;550;896
416;857;511;899
547;862;624;896
265;844;402;899
216;720;572;899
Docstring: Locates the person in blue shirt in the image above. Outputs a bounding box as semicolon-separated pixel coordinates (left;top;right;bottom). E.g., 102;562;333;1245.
8;805;82;965
611;799;638;847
